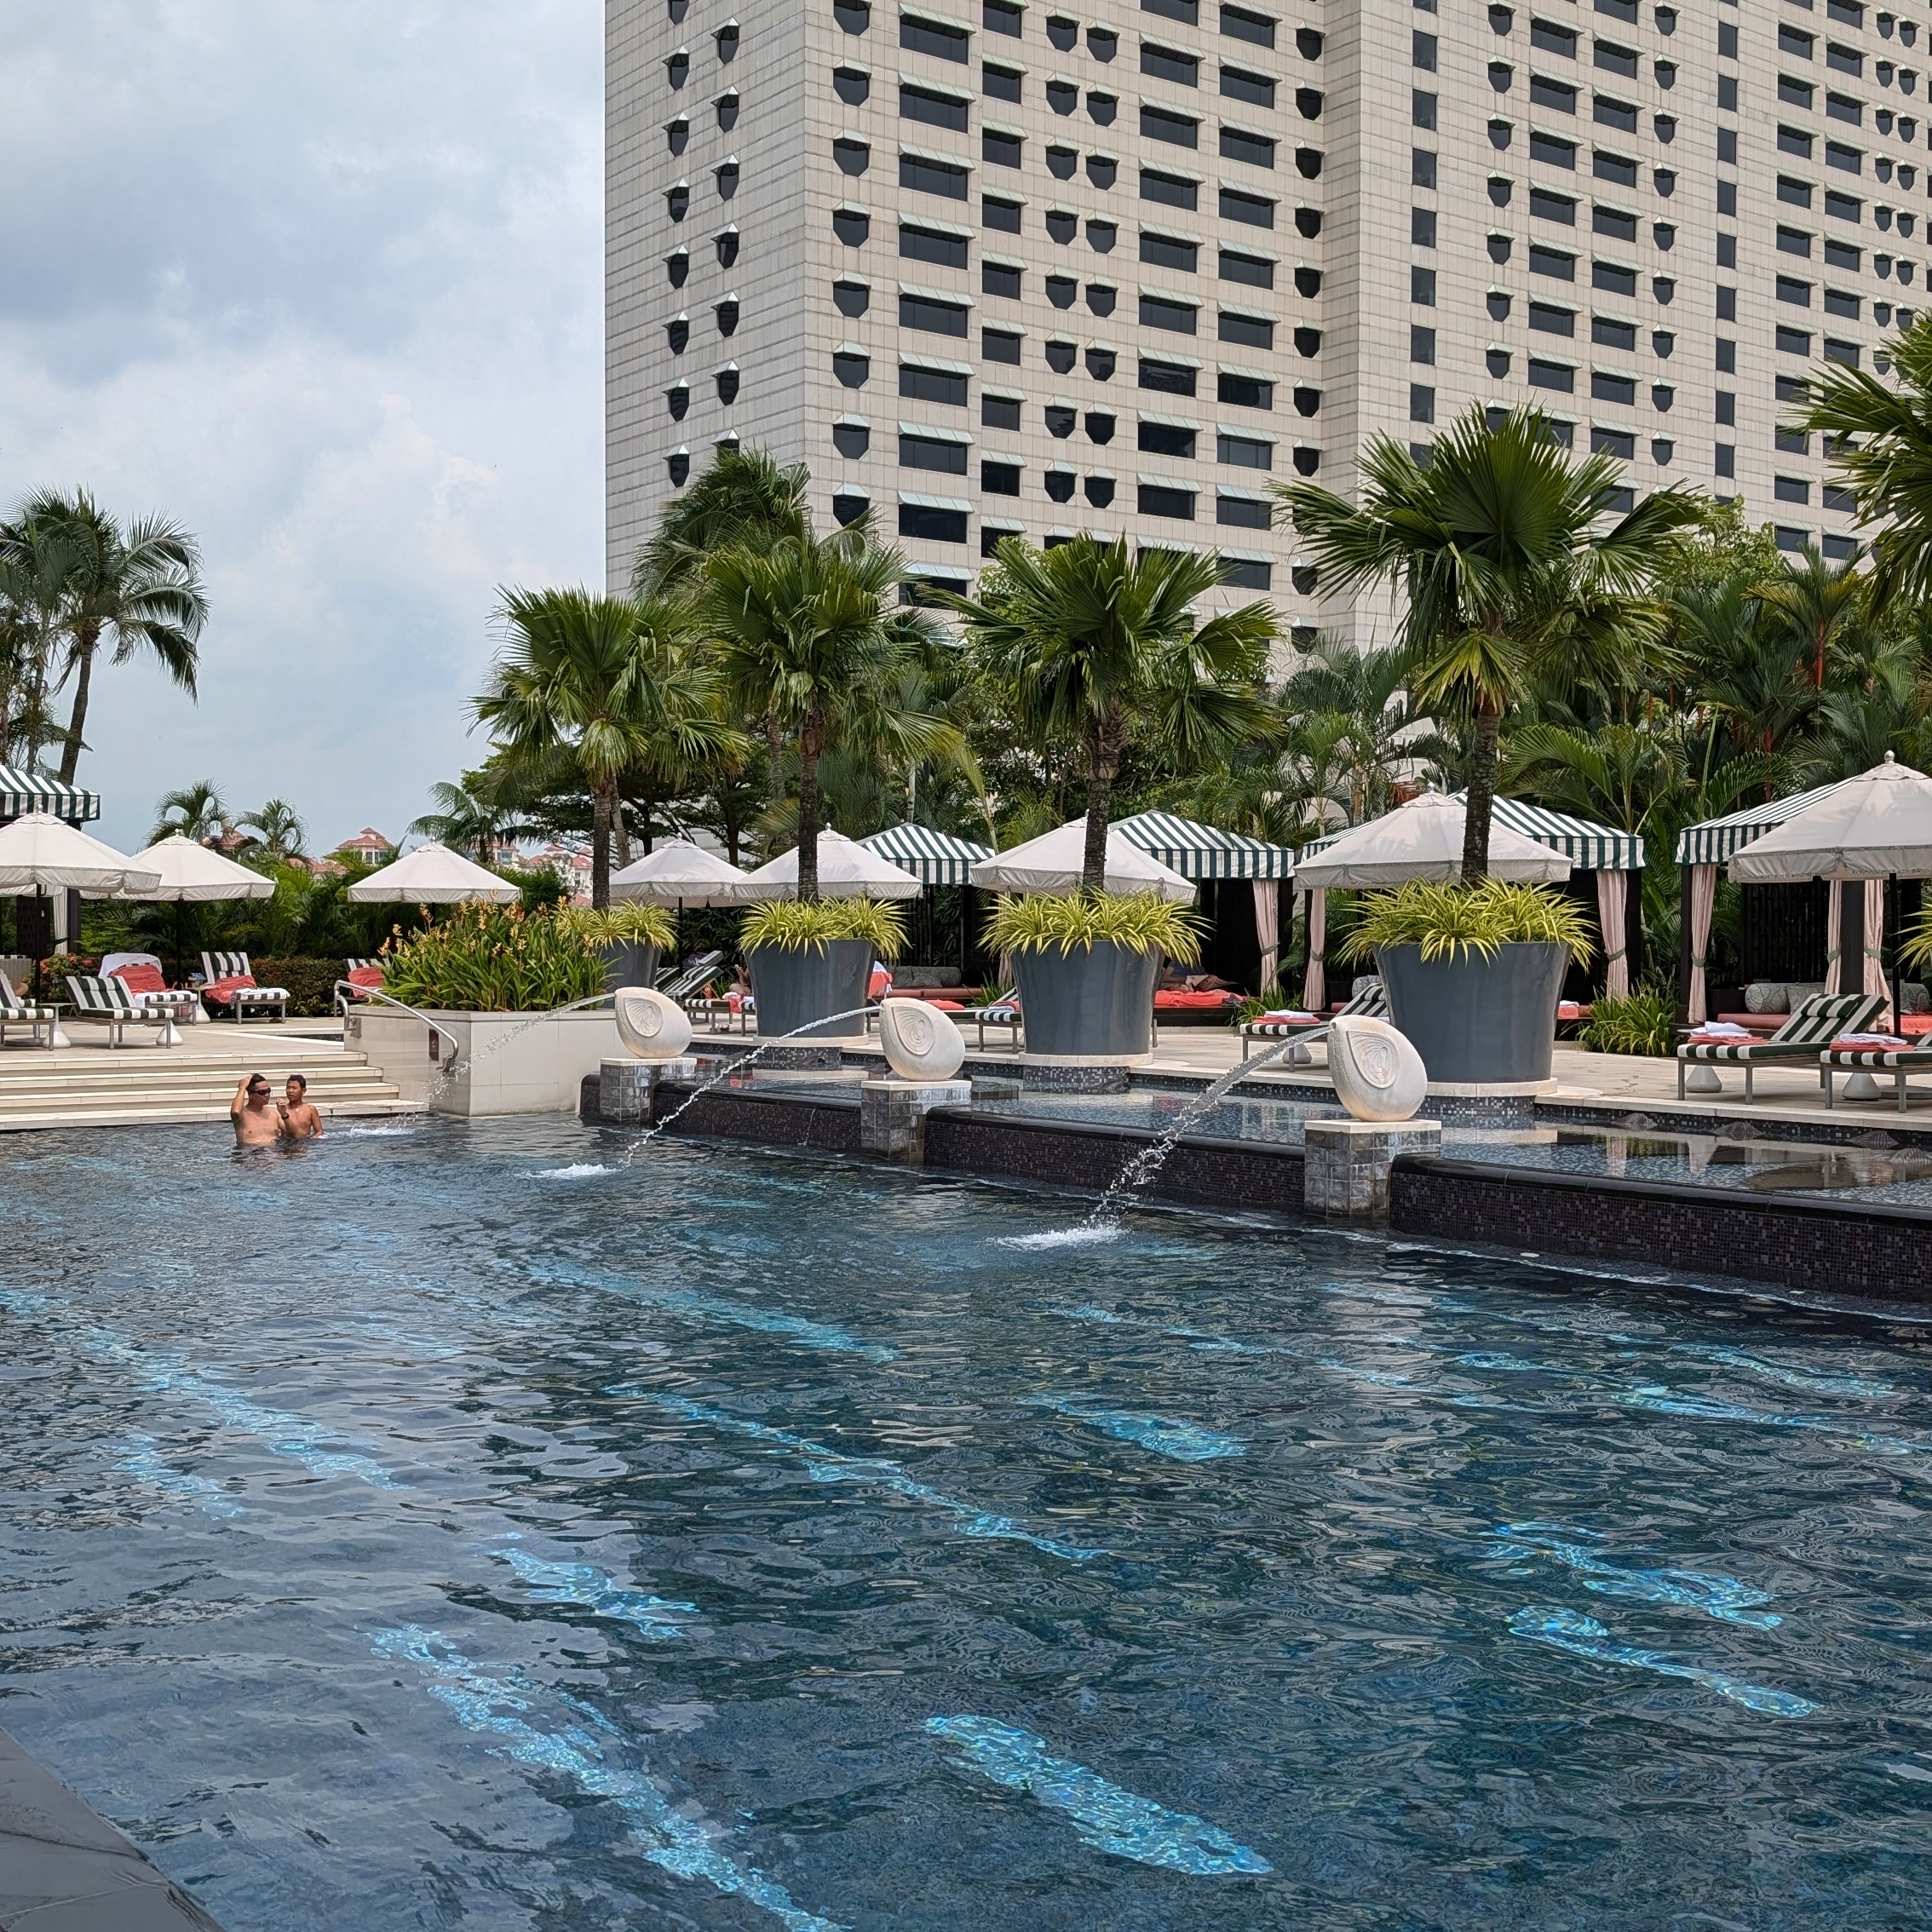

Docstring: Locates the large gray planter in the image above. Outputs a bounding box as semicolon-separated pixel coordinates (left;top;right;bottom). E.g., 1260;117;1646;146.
1375;940;1567;1086
1011;941;1160;1061
601;942;659;992
748;940;874;1042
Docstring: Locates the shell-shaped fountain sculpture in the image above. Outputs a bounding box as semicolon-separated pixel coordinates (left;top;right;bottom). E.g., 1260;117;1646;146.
877;998;966;1084
614;986;693;1061
1327;1015;1427;1123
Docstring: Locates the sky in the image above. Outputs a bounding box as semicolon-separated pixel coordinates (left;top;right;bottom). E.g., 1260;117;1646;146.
0;2;604;853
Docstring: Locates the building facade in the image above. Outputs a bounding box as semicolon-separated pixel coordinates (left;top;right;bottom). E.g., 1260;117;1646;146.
608;0;1912;643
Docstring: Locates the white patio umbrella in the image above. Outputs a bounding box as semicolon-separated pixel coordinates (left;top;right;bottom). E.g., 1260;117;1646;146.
346;842;520;903
609;840;756;905
118;832;276;996
739;828;923;900
969;816;1196;902
0;812;161;895
1295;792;1573;889
1728;753;1932;1027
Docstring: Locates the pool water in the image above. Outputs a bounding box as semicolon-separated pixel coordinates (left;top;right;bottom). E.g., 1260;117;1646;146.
4;1118;1932;1929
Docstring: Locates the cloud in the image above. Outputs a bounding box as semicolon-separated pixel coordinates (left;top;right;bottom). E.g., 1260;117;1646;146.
0;1;603;850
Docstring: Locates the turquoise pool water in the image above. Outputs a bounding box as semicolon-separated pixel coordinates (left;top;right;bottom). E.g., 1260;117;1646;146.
3;1118;1931;1928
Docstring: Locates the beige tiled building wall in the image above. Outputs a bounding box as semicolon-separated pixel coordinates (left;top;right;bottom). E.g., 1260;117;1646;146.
609;0;1918;647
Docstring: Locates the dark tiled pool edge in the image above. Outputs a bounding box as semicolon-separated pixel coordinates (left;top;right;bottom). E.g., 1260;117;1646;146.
606;1079;1932;1302
0;1725;225;1929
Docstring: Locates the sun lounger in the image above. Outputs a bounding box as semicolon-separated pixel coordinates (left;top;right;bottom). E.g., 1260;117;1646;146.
959;1003;1021;1049
1239;978;1387;1062
1676;990;1884;1101
656;950;726;1001
66;975;175;1047
1820;1036;1932;1113
0;976;60;1046
199;952;289;1023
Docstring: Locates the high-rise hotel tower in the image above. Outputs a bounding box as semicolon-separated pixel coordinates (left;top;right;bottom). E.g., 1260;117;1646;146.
608;0;1920;638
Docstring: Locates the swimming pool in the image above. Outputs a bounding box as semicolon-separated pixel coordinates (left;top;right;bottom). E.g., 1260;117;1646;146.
3;1117;1930;1929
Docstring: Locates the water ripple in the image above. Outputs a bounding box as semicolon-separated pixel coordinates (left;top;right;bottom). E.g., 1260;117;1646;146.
1486;1524;1781;1628
1021;1395;1245;1462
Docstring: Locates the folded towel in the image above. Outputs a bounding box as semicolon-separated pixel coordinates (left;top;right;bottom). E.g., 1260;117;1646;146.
1831;1033;1912;1050
1256;1010;1318;1025
1690;1021;1751;1037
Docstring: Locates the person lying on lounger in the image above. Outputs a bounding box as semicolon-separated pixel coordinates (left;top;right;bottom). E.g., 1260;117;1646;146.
279;1072;323;1139
232;1073;282;1147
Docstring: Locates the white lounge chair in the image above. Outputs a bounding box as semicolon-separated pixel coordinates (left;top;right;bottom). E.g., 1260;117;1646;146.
66;975;175;1047
0;977;60;1047
199;952;289;1023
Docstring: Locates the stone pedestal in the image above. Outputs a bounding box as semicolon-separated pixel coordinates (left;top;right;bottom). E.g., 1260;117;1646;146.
1303;1118;1441;1221
860;1077;974;1163
1683;1064;1723;1094
599;1056;699;1124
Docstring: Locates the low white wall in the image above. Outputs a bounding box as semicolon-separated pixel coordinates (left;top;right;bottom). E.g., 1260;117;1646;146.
347;1006;619;1115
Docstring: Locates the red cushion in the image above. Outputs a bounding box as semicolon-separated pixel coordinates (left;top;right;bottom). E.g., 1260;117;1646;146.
205;975;256;1000
932;998;965;1009
1154;989;1239;1009
1831;1034;1912;1052
347;965;383;990
116;963;166;996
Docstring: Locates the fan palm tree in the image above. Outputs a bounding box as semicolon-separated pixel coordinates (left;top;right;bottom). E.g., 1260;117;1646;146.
630;446;812;596
237;798;306;863
1797;316;1932;607
701;529;962;900
408;778;533;866
152;780;232;844
0;512;82;768
1280;407;1703;883
474;589;743;906
948;536;1277;892
15;491;209;785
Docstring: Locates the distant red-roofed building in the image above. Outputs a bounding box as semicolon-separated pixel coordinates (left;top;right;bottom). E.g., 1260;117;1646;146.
335;827;395;866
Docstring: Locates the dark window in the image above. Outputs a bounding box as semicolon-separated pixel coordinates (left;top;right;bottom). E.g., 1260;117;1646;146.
983;60;1022;100
1145;0;1199;19
901;292;970;335
1139;356;1198;393
831;279;867;317
1142;42;1200;83
902;363;971;404
1778;274;1813;306
1412;264;1438;302
1143;104;1200;145
1532;17;1578;55
1222;3;1277;46
1594;148;1637;185
1141;231;1199;271
1139;482;1196;516
1717;19;1739;58
1827;40;1863;74
1827;91;1862;124
1594;37;1638;76
1218;309;1274;347
1590;257;1636;292
1780;126;1815;159
1221;555;1272;586
1138;419;1197;456
1412;207;1438;244
1527;357;1575;390
1824;336;1860;365
982;390;1021;428
1412;323;1438;362
1141;292;1199;331
1715;443;1735;477
1530;131;1578;169
982;326;1023;360
1220;248;1274;286
1223;65;1276;106
833;205;871;244
1776;324;1814;354
832;348;870;385
1219;370;1274;407
1775;475;1812;504
903;82;971;129
1410;382;1436;423
899;503;969;542
982;194;1023;232
1777;225;1813;259
1825;237;1862;268
902;222;971;267
1593;204;1636;239
1531;187;1578;221
1531;77;1579;115
1413;88;1439;129
1530;244;1578;279
982;259;1022;296
1591;314;1636;348
1594;94;1638;130
1414;28;1439;69
982;128;1023;165
1826;141;1862;172
1826;188;1862;220
901;14;971;59
1045;272;1077;307
1222;125;1276;166
1142;167;1200;209
1413;147;1438;187
1220;186;1275;226
981;461;1021;494
836;0;871;28
1528;300;1576;333
1216;492;1272;526
900;431;969;472
985;0;1022;33
1824;482;1857;512
902;154;970;198
1780;175;1814;208
1590;370;1636;402
1780;25;1815;57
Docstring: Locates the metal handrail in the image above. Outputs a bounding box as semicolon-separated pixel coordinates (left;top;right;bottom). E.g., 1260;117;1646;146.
335;982;464;1063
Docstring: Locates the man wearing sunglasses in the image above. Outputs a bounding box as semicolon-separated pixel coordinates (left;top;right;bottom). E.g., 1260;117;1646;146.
231;1072;283;1147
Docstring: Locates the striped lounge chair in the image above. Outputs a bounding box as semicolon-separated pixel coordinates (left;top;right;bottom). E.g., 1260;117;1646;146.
199;952;289;1023
1239;978;1387;1063
1676;990;1884;1102
1820;1038;1932;1113
66;975;174;1047
0;976;60;1046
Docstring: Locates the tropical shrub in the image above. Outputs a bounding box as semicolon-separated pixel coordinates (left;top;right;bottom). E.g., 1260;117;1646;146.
561;902;677;952
1581;984;1676;1056
1338;880;1594;965
254;957;352;1018
379;904;606;1012
739;896;907;957
983;891;1203;962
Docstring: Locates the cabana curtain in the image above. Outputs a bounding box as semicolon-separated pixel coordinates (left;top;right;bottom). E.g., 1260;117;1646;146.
1301;888;1325;1012
1687;863;1717;1024
1596;871;1629;1000
1253;881;1279;993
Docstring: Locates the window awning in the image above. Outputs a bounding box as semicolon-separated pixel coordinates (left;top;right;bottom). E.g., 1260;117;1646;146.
0;766;100;824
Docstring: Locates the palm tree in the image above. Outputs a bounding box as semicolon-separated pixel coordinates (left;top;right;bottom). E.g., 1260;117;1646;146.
1755;544;1867;691
408;778;532;866
237;798;306;863
15;492;209;785
1280;407;1702;883
1276;635;1417;828
152;780;232;844
630;447;812;596
948;536;1277;893
702;529;961;900
1797;316;1932;607
0;513;81;768
474;589;743;906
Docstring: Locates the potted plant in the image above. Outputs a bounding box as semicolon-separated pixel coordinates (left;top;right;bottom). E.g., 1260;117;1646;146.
985;893;1200;1061
564;902;676;992
1341;880;1592;1085
741;897;905;1042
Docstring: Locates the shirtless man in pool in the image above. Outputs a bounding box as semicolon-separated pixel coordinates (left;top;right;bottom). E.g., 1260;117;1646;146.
231;1073;281;1147
279;1072;323;1138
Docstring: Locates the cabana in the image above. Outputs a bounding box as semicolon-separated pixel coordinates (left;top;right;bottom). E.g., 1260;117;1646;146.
346;842;520;904
0;767;102;958
860;824;994;981
1296;791;1639;1009
1111;811;1297;992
